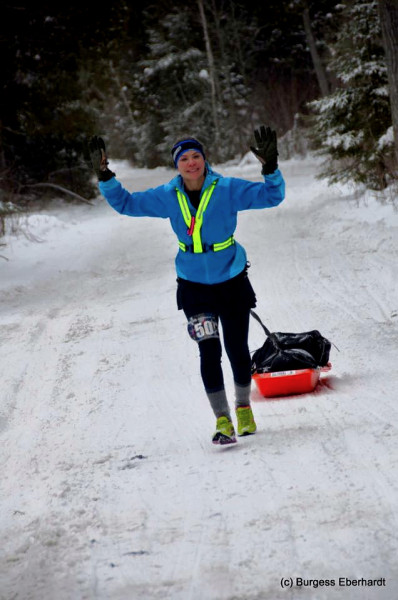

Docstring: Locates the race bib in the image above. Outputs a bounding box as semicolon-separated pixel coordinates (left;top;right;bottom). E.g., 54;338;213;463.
187;313;219;342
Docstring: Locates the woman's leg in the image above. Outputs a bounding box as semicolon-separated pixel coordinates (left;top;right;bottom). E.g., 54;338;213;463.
197;337;231;418
219;308;252;407
197;337;223;391
178;279;231;420
219;308;256;435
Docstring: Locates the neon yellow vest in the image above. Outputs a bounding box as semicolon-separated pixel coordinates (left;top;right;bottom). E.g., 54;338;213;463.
176;180;234;253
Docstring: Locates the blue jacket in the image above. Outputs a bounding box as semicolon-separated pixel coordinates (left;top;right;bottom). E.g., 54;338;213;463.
99;165;285;284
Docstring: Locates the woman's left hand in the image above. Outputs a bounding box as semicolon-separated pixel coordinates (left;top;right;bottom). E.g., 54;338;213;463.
250;126;278;175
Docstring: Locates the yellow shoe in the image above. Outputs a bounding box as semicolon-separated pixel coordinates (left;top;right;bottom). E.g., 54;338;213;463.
236;406;257;436
212;416;237;445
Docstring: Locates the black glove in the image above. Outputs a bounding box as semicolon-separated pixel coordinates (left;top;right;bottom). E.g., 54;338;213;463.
88;136;115;182
250;126;278;175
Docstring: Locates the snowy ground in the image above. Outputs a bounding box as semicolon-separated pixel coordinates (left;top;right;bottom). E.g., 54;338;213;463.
1;156;398;600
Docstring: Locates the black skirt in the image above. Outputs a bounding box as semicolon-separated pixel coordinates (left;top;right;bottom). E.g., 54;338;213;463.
176;267;257;317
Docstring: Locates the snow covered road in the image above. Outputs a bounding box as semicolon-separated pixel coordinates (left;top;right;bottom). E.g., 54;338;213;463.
1;158;398;599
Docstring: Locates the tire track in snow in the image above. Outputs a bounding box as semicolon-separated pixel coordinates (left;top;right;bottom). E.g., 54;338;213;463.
325;250;394;324
0;304;142;600
292;242;368;325
307;378;398;582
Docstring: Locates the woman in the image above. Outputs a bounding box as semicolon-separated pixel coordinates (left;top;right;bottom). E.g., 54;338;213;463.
89;127;285;445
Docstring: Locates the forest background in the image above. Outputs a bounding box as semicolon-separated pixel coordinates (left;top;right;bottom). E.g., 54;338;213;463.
1;0;398;231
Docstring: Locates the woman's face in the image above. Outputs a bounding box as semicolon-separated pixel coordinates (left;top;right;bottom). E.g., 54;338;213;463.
177;150;206;185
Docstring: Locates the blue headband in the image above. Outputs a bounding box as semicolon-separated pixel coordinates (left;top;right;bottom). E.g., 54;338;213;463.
171;138;206;167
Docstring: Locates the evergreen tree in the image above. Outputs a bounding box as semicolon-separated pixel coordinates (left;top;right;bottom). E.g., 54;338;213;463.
204;1;256;158
111;3;256;167
378;0;398;166
2;5;89;198
0;2;136;202
131;8;211;167
309;0;393;190
2;0;381;211
246;0;342;133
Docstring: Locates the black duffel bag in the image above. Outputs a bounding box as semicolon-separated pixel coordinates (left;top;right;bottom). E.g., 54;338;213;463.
251;310;331;374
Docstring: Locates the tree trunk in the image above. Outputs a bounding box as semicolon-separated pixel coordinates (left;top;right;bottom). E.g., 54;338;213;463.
197;0;221;149
302;5;330;97
109;60;135;128
378;0;398;166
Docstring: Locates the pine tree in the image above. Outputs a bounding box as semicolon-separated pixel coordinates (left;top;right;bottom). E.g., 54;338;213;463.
205;1;256;159
127;8;211;167
0;3;131;201
378;0;398;166
309;0;393;190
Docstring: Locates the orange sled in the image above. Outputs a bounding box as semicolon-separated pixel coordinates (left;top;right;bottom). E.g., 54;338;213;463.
253;363;332;398
250;310;332;399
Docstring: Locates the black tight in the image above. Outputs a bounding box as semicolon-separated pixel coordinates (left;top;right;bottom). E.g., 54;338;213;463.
197;309;252;392
177;268;256;393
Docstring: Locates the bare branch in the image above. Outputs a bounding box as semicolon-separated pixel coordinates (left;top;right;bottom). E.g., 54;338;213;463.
24;183;94;205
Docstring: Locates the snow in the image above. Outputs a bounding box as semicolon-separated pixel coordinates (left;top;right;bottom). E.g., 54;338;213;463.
1;156;398;600
378;126;394;150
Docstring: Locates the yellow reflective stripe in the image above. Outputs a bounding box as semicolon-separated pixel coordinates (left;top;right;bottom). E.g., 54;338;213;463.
176;180;218;253
192;180;217;253
178;235;234;253
176;190;192;228
213;235;235;252
196;180;216;221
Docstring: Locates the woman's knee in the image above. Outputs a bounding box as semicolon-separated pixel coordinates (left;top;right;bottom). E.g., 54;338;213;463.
199;337;222;363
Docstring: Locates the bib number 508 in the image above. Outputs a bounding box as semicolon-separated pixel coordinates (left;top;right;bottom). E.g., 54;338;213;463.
188;313;219;342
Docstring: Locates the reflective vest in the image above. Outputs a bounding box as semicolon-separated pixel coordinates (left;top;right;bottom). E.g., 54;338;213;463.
176;180;235;253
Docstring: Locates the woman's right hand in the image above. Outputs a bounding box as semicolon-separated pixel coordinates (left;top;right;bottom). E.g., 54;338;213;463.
88;136;115;182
